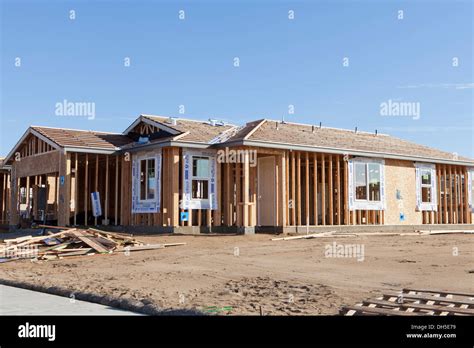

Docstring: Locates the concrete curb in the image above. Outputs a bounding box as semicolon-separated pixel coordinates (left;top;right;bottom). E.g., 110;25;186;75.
0;278;204;316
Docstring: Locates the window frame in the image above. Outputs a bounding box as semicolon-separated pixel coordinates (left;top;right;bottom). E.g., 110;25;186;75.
415;163;437;211
191;156;211;201
349;158;385;211
139;157;157;202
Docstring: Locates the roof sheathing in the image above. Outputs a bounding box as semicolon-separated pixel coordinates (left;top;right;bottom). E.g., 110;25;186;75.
241;120;473;164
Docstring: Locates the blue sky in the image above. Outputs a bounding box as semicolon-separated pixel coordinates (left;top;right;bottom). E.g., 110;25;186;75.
1;0;472;157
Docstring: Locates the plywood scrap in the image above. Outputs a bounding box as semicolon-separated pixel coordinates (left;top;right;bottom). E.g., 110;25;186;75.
271;231;337;241
0;227;185;262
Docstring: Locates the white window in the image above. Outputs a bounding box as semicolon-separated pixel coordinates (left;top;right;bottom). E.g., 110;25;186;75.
132;151;161;213
191;156;210;200
349;158;385;210
182;150;218;210
415;163;437;211
468;169;474;210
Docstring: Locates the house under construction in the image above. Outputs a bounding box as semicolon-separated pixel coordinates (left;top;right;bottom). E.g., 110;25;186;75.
1;115;473;233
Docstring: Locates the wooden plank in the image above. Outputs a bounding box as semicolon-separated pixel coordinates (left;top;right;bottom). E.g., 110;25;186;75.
460;169;464;223
443;165;447;224
362;299;474;315
71;230;109;253
115;155;119;226
243;151;250;227
454;166;458;224
402;288;474;298
291;152;296;226
437;166;441;224
343;305;424;316
213;161;222;226
328;155;333;225
285;152;289;226
344;159;348;225
305;152;309;226
383;292;474;306
464;168;470;224
236;163;241;226
313;153;318;226
281;153;287;226
336;156;341;225
84;153;89;226
448;165;453;223
296;152;301;226
105;155;109;224
74;153;78;226
94;154;99;226
321;153;326;225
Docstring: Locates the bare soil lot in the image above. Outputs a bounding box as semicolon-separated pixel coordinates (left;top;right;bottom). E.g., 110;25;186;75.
1;233;472;315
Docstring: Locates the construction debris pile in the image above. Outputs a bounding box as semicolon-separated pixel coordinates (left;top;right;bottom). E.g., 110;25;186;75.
341;288;474;316
0;227;185;262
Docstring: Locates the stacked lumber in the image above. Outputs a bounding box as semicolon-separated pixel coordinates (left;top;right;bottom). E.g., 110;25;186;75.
340;288;474;316
0;227;185;262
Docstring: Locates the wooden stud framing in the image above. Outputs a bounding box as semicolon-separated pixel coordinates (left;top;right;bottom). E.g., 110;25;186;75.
291;152;296;226
305;152;310;226
321;153;326;225
74;153;78;226
313;153;318;226
328;155;333;225
344;158;349;225
115;155;119;225
336;156;341;225
296;152;301;226
243;151;250;227
84;153;88;226
94;154;99;226
443;165;447;224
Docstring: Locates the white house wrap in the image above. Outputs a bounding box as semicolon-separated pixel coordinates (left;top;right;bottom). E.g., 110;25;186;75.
132;150;161;213
182;149;218;210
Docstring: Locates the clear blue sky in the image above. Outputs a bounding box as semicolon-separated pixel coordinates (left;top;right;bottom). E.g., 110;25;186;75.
1;0;473;157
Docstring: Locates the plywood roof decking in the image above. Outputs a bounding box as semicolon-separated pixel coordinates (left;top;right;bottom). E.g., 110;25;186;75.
243;120;474;164
32;126;132;150
141;115;236;143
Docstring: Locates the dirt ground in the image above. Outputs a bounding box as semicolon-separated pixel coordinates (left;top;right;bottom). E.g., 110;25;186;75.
1;232;473;315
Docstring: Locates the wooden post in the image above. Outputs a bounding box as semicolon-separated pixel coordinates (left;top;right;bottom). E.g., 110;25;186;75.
115;156;119;225
328;155;333;225
74;153;78;226
94;154;99;225
285;152;290;226
105;155;109;224
25;176;30;218
454;167;458;224
236;163;241;226
84;153;89;226
170;148;180;226
305;152;309;226
313;153;318;226
58;152;71;226
291;152;296;226
213;161;222;226
336;156;341;225
448;165;453;223
321;153;326;225
282;152;287;227
464;168;470;224
437;166;441;224
243;151;250;227
296;152;301;226
344;158;349;225
443;165;447;224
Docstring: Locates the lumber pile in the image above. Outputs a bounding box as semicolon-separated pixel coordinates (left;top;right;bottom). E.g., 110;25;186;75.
0;227;185;262
340;288;474;316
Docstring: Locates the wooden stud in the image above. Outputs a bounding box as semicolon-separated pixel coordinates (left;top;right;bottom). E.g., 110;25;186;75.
328;155;333;225
321;153;326;225
84;153;88;226
305;152;310;226
285;152;290;226
291;152;296;226
115;155;119;225
74;153;78;226
296;152;301;226
313;153;318;226
243;151;250;227
464;168;470;224
443;165;447;224
437;166;441;224
213;161;222;226
336;156;341;225
94;154;99;225
448;165;453;223
344;158;349;225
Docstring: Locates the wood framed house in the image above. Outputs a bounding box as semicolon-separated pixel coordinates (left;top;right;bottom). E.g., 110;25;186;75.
1;115;473;233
